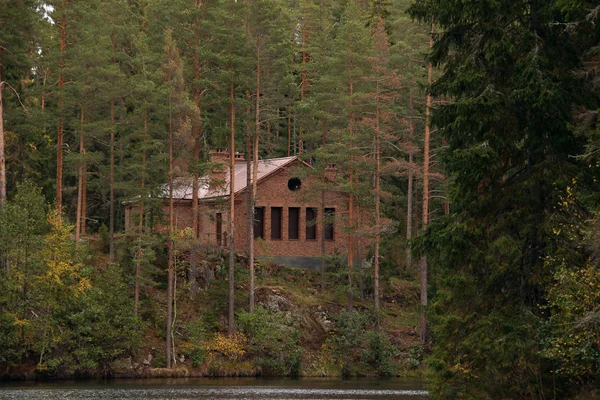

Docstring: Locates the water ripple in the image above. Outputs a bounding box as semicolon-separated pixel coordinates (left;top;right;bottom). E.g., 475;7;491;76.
0;386;429;400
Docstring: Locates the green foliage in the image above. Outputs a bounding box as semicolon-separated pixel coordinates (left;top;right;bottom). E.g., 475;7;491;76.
0;183;142;376
325;310;399;376
0;313;22;366
361;330;397;376
98;224;109;252
407;0;600;397
327;310;369;363
237;306;302;376
180;316;214;368
408;341;423;369
62;265;142;374
538;185;600;389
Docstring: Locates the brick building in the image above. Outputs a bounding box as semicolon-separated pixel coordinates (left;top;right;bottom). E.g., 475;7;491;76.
125;150;355;268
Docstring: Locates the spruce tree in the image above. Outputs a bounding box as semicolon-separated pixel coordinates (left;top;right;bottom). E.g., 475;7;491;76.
409;0;593;397
0;0;41;205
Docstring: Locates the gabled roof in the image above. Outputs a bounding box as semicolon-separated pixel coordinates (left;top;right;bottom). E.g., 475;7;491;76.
170;156;302;201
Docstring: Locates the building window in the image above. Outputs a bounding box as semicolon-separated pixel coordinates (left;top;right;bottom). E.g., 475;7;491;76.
324;208;335;240
271;207;282;240
288;177;302;191
216;213;222;246
306;207;317;240
254;207;265;239
288;207;300;240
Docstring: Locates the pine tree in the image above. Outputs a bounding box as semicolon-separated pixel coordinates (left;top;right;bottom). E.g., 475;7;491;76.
163;29;179;369
333;0;373;310
245;0;294;313
365;16;401;325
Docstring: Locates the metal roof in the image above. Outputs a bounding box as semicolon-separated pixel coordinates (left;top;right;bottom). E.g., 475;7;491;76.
169;156;299;201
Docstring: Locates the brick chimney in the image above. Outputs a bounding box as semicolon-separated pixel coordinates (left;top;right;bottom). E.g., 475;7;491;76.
209;149;245;190
325;163;337;181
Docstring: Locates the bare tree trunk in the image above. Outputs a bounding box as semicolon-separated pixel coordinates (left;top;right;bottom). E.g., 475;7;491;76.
0;72;5;206
189;0;202;301
56;8;67;213
419;22;434;344
249;38;261;314
109;102;116;264
166;97;175;368
406;90;414;269
82;168;87;235
347;72;354;312
320;191;326;291
134;110;148;317
320;121;327;292
287;109;291;157
228;73;236;336
373;79;381;329
298;19;309;156
246;91;254;313
75;100;85;242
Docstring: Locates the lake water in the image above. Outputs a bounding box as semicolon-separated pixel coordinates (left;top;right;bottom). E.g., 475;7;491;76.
0;377;429;399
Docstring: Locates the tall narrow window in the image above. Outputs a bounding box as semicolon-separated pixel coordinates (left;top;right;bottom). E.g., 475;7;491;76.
288;207;300;240
216;213;222;246
254;207;265;239
271;207;282;240
306;207;317;240
324;208;335;240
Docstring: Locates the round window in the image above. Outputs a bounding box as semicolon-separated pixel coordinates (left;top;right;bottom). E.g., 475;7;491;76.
288;177;302;191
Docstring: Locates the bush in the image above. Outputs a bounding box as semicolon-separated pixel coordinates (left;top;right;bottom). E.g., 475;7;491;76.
326;310;398;376
326;310;369;363
204;332;247;361
408;341;424;369
362;330;397;376
237;306;301;376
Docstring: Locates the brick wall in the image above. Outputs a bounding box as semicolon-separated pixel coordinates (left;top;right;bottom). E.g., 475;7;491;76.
125;159;372;266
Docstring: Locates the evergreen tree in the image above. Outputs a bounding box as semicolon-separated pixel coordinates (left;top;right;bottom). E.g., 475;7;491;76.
332;0;373;309
0;0;42;204
161;27;198;367
245;0;294;313
409;0;594;397
364;16;402;324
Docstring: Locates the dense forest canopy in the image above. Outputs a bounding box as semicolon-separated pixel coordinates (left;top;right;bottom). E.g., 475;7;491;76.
1;0;599;398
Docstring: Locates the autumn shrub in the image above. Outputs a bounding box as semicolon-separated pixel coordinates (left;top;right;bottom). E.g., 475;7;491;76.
203;332;247;361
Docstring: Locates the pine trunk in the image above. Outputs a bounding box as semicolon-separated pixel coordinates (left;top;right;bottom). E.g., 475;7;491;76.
347;72;354;311
406;91;414;268
56;8;66;213
228;73;236;336
246;91;254;313
75;101;85;242
419;22;434;343
81;170;87;235
287;109;291;156
249;39;261;314
320;121;327;291
166;97;175;368
373;79;381;328
189;0;202;301
134;110;148;317
0;71;5;206
109;102;115;264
